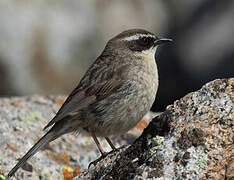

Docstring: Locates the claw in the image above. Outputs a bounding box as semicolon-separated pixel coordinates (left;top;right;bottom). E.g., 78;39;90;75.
88;152;108;169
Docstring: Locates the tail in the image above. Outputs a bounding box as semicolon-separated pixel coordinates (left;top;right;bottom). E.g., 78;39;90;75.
6;130;56;179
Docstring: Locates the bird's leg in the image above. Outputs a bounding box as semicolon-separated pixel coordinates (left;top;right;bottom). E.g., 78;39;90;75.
89;129;109;168
105;137;116;150
89;129;105;156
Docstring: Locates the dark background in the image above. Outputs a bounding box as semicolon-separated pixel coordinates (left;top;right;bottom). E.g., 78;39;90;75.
153;0;234;111
0;0;233;112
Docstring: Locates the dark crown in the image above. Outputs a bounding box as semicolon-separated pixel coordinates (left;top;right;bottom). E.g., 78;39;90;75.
109;29;158;52
102;29;172;55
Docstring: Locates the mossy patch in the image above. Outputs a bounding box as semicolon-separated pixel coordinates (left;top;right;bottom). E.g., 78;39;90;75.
19;111;46;123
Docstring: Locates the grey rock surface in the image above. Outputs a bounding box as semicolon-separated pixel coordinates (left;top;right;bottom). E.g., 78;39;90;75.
74;78;234;180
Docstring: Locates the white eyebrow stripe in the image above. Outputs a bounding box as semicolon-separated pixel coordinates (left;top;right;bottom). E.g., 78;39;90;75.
122;34;155;41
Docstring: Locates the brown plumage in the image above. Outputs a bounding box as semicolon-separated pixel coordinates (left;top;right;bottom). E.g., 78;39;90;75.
6;29;172;179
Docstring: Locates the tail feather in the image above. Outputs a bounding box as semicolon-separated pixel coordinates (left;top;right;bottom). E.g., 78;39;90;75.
6;130;56;179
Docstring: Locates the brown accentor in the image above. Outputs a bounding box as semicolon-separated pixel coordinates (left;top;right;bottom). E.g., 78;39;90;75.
6;29;172;179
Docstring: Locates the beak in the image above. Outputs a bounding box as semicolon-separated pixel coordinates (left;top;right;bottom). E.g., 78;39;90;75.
154;38;173;46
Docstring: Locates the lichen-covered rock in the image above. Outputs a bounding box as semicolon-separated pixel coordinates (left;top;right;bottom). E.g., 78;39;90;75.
75;78;234;180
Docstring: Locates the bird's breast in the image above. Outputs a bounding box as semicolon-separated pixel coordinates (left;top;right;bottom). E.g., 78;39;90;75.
88;55;159;137
133;56;159;110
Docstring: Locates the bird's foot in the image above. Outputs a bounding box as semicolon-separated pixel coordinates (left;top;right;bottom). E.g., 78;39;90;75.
88;152;108;169
88;147;123;169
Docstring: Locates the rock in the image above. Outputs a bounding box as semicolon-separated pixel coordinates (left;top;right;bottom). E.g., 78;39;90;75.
0;78;233;179
74;78;234;180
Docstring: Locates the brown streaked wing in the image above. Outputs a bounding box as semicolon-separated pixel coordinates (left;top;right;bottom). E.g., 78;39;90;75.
43;57;128;130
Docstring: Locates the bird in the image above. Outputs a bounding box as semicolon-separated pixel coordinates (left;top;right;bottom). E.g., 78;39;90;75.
6;29;172;179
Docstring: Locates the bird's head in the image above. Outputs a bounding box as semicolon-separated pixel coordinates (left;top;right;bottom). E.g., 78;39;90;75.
103;29;172;58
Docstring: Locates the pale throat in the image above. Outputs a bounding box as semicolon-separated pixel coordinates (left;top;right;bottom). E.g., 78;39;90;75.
136;46;159;86
135;46;158;63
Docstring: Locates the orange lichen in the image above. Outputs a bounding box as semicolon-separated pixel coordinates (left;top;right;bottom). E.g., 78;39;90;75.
63;167;73;180
7;143;18;152
47;152;70;165
63;166;81;180
75;166;81;176
55;99;65;106
135;119;149;130
10;101;20;107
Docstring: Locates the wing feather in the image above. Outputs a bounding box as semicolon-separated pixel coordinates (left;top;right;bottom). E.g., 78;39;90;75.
44;57;129;130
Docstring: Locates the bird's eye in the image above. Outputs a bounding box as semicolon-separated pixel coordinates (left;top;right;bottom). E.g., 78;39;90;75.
138;37;150;46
